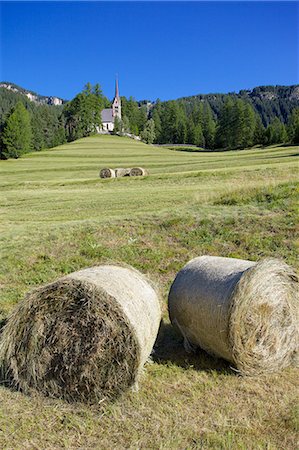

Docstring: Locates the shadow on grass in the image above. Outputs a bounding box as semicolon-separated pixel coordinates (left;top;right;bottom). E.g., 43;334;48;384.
0;318;7;333
270;152;299;159
0;319;12;389
168;147;208;153
153;321;234;375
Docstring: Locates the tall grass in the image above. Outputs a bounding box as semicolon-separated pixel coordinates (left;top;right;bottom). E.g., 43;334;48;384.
0;135;298;449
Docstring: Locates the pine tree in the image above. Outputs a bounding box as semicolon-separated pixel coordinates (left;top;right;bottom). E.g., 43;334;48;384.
122;116;131;133
215;99;256;149
113;116;122;134
63;84;105;141
93;83;103;98
31;112;45;151
265;118;287;145
83;82;92;95
242;102;256;148
141;119;156;144
287;108;299;144
215;99;234;149
52;121;66;147
137;106;148;134
121;97;142;135
231;100;246;149
203;103;216;149
177;113;187;144
151;103;162;143
193;123;205;147
1;102;32;159
253;115;266;145
186;120;195;145
160;101;179;143
191;104;204;127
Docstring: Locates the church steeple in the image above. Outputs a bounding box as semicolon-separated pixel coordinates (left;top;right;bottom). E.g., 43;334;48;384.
115;76;119;99
112;76;121;120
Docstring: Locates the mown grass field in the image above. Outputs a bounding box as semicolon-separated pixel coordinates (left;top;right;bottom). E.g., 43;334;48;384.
0;135;298;449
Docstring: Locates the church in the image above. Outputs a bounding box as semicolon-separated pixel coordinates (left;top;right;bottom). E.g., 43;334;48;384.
101;78;121;132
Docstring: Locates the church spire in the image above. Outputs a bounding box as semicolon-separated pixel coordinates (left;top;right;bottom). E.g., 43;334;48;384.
112;75;121;120
115;76;119;98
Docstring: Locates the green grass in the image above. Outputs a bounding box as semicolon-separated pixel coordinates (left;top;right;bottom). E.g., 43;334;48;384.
0;135;298;448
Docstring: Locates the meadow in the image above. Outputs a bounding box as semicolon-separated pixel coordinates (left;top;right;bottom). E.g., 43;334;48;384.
0;135;298;449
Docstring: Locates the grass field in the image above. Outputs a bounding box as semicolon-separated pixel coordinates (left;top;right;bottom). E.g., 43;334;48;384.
0;135;298;449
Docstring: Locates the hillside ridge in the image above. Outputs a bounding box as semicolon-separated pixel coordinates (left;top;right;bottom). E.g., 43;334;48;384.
0;81;65;106
2;80;299;106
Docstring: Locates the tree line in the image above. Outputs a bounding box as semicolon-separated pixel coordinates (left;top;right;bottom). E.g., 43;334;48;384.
0;83;107;159
0;83;298;159
149;98;299;149
178;85;299;127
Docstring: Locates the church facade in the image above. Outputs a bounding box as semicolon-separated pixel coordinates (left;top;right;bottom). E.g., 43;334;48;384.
101;78;121;132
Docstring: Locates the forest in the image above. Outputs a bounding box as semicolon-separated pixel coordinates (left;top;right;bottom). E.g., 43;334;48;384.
0;83;298;159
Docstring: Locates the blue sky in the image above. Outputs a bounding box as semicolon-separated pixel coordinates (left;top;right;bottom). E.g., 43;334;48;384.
0;1;298;100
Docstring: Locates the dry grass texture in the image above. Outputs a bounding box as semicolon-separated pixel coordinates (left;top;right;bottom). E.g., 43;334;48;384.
99;168;116;178
130;167;148;177
99;167;148;178
0;265;161;402
114;168;131;177
168;256;298;375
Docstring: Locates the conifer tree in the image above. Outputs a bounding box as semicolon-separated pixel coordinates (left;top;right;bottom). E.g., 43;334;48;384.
202;103;216;149
63;84;105;141
215;98;234;149
137;106;148;134
265;118;287;145
242;103;256;148
215;99;256;149
113;116;122;134
1;102;32;159
160;101;180;143
177;115;187;144
151;106;162;143
186;121;195;145
31;112;45;151
253;115;266;145
141;119;156;144
121;97;142;135
93;83;103;97
193;123;205;147
122;116;131;133
287;108;299;144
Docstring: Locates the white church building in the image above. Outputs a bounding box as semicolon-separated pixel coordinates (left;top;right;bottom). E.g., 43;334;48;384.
101;78;121;132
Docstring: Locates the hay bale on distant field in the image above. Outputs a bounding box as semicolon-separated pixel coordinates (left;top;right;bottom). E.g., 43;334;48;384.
168;256;298;375
99;168;116;178
114;168;131;177
0;265;161;402
130;167;148;177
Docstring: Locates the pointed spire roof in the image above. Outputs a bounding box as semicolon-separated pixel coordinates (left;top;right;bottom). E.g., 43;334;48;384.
115;76;119;98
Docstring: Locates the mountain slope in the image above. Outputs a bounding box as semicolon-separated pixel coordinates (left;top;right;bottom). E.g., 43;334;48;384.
177;85;299;125
0;82;65;106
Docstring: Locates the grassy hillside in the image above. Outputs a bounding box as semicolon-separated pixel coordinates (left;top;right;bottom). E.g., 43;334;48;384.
0;135;298;448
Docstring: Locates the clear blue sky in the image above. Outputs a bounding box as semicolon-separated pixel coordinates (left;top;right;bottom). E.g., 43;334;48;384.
0;1;298;101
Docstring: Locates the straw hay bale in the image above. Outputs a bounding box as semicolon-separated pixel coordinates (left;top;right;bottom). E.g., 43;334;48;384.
99;168;116;178
114;168;131;177
168;256;298;375
0;265;161;402
130;167;148;177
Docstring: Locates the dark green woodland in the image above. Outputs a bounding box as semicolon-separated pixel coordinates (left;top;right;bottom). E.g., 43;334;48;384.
0;82;298;159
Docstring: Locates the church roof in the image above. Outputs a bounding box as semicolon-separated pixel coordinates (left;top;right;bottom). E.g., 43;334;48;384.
101;108;114;123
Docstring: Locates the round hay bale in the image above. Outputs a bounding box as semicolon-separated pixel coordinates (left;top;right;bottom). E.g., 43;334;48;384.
114;168;131;177
168;256;298;375
99;168;116;178
0;265;161;402
130;167;148;177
